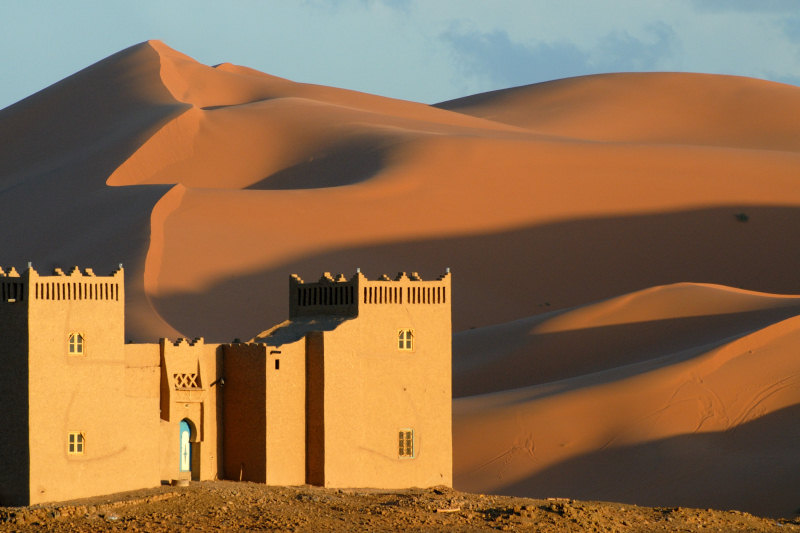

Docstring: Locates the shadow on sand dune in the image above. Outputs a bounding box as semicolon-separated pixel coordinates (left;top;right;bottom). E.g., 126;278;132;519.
147;204;800;343
491;403;800;519
452;306;800;397
246;137;389;190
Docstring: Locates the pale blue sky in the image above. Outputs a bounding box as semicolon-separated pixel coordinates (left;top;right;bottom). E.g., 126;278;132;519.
2;0;799;110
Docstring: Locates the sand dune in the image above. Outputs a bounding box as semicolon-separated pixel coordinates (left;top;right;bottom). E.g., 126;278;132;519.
105;43;800;339
454;302;800;517
3;40;800;516
436;72;800;151
454;283;800;396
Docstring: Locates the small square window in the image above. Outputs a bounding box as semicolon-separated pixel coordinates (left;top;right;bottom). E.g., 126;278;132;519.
399;429;414;458
68;333;84;355
398;329;413;351
68;432;85;455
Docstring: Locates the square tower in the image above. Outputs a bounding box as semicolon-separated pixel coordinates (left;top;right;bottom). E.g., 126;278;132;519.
292;270;453;488
0;265;160;505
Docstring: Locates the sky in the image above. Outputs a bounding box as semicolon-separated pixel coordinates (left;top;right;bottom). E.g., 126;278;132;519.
2;0;800;110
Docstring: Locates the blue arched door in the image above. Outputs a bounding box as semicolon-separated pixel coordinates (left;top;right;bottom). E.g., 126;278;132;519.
179;420;192;473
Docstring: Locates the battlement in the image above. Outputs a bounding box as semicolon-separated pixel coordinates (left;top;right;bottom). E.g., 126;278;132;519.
289;269;451;318
0;264;124;304
168;337;205;347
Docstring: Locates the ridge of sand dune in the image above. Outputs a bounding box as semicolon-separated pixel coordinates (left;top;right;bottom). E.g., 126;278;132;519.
0;41;187;184
454;283;800;397
536;282;800;332
436;72;800;151
454;312;800;517
148;39;525;129
109;41;541;189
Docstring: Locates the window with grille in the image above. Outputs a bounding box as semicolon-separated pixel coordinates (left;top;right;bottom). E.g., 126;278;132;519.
398;429;414;458
398;329;413;351
68;432;85;455
68;333;84;355
173;373;200;390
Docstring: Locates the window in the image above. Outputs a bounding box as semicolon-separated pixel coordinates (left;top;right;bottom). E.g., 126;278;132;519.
398;329;413;351
68;333;84;355
173;373;200;390
399;429;414;458
68;432;85;455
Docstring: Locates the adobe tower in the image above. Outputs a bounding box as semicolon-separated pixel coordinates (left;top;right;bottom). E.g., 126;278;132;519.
0;265;163;505
295;269;453;488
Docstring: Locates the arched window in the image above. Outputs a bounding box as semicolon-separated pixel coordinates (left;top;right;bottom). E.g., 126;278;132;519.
68;333;84;355
398;329;413;351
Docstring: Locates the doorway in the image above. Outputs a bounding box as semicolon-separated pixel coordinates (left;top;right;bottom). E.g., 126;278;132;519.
179;419;192;474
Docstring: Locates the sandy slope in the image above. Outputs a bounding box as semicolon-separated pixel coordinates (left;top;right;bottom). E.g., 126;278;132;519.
0;41;187;339
454;289;800;517
3;41;800;516
454;283;800;396
436;72;800;151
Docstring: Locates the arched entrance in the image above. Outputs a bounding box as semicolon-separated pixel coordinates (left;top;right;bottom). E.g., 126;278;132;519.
179;419;192;474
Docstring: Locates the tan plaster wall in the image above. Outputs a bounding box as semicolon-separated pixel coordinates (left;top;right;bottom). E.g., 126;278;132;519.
315;276;453;489
158;339;222;482
222;343;267;482
125;343;160;399
0;296;30;505
26;270;161;505
264;339;306;485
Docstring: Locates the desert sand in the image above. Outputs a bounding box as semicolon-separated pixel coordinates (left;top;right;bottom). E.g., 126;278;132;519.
2;40;800;518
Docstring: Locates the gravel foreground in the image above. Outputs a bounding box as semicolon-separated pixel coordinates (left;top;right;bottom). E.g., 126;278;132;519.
0;481;798;532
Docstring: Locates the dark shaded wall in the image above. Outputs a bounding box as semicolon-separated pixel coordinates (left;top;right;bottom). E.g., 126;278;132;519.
222;344;266;482
305;332;324;486
0;300;29;505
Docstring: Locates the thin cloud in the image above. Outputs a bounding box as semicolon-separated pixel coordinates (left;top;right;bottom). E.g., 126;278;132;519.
440;28;591;87
595;22;676;71
441;23;678;90
783;16;800;42
690;0;798;12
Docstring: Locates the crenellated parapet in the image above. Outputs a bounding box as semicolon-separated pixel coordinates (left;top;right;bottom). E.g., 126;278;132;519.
289;268;451;318
361;270;451;306
170;337;204;347
0;263;124;304
290;271;359;318
0;266;24;303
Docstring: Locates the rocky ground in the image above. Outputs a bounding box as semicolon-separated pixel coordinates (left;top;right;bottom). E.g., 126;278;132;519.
0;481;797;532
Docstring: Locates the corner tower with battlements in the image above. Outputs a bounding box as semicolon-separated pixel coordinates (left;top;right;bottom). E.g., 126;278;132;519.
0;265;161;506
292;269;453;489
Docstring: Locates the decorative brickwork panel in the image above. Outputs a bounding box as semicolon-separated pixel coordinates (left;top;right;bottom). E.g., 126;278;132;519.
173;373;200;390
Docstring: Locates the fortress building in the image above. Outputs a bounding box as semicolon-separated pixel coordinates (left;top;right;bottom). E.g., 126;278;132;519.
0;265;452;506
